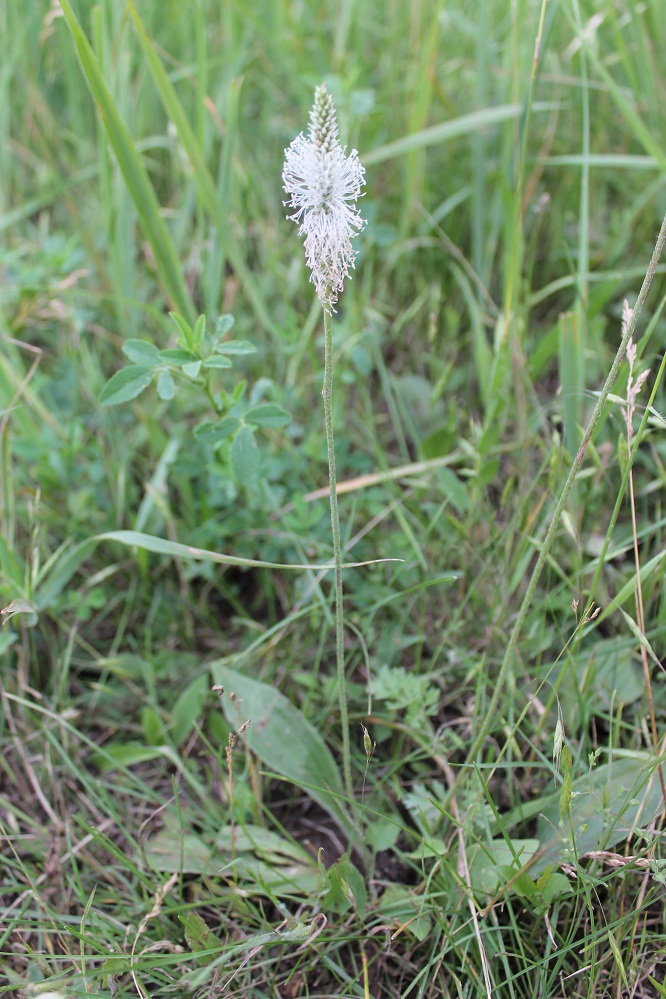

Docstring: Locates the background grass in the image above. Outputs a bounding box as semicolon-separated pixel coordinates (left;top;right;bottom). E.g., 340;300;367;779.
3;1;666;996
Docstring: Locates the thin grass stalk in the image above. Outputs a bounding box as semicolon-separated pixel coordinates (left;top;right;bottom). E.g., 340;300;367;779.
323;305;353;801
584;305;666;620
623;337;666;802
458;208;666;779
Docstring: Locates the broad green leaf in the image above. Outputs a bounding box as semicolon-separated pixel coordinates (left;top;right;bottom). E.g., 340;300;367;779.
157;369;175;400
142;706;166;746
101;956;131;978
214;339;256;356
213;825;315;866
532;754;664;875
245;403;291;428
202;355;233;369
321;855;367;918
230;424;260;486
181;912;223;954
145;824;319;895
540;871;572;906
169;674;209;745
194;417;240;443
99;365;155;405
122;338;160;365
211;666;353;837
469;839;540;895
183;361;202;378
57;0;195;322
363;818;401;852
145;830;222;874
378;884;431;941
496;866;539;900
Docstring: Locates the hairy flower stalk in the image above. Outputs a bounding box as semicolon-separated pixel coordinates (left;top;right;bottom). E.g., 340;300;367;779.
283;85;366;803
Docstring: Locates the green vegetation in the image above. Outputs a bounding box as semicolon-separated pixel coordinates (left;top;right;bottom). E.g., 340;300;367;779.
3;1;666;996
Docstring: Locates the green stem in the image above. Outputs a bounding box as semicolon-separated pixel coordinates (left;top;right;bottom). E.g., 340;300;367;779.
322;305;353;801
460;209;666;775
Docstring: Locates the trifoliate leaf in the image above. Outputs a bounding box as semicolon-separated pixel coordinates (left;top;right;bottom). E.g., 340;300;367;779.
122;338;160;365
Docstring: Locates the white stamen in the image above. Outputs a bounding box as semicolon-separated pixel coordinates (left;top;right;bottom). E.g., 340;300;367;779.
283;83;366;309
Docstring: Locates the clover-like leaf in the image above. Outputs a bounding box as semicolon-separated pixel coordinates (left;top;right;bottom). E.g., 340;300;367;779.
122;339;160;365
202;355;233;369
230;424;260;485
194;417;240;444
157;369;175;400
100;366;156;405
245;403;291;428
213;339;256;355
159;348;199;365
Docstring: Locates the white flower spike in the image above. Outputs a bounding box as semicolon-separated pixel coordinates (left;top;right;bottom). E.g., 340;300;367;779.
283;83;366;309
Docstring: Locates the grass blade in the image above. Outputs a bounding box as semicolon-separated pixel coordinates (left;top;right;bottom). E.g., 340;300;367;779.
57;0;196;323
123;0;277;336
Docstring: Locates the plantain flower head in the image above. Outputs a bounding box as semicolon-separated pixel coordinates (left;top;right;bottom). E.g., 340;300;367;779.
283;83;366;309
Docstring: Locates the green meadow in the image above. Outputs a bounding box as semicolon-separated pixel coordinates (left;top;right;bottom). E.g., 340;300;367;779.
3;1;666;996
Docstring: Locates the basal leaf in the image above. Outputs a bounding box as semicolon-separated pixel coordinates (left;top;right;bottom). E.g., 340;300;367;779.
181;912;223;954
533;754;663;875
321;855;367;918
169;674;209;745
211;666;352;837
